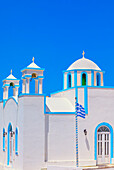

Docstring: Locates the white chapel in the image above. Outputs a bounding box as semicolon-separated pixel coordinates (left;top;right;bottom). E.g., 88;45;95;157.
0;52;114;170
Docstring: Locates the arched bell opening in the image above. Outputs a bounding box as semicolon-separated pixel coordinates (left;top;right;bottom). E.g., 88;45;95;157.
30;73;38;94
32;73;37;78
9;82;15;97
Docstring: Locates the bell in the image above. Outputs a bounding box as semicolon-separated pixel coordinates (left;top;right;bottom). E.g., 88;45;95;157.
32;73;37;78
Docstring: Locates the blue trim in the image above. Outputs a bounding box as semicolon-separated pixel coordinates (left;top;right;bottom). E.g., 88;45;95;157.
76;87;78;103
45;112;75;114
44;95;46;113
15;128;18;155
94;122;113;163
21;67;45;72
3;97;18;108
3;128;5;151
2;84;10;88
22;75;44;80
81;72;88;86
67;72;72;88
91;70;94;86
2;84;20;88
38;76;44;79
63;69;105;73
84;86;88;114
2;79;20;81
50;87;75;95
50;86;114;98
74;71;77;87
19;93;46;97
7;123;12;165
96;72;101;86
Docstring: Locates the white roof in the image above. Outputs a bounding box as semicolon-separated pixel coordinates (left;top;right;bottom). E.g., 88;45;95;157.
6;72;17;80
67;57;101;71
27;62;40;69
46;97;75;112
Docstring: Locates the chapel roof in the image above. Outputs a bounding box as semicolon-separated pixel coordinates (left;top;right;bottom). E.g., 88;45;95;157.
67;51;101;71
5;70;17;80
27;57;40;69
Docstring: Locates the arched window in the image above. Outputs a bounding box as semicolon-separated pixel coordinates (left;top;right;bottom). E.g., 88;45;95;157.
96;73;101;86
68;74;72;88
7;123;13;165
9;82;15;97
3;128;5;151
15;128;18;155
30;73;38;93
82;73;86;86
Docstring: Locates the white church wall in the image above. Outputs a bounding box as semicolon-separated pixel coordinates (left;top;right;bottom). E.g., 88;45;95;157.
48;114;76;162
51;88;75;106
21;96;45;170
0;102;4;167
3;99;18;168
77;87;114;166
77;88;84;107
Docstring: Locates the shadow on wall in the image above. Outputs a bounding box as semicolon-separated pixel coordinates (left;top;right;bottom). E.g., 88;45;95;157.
85;136;90;151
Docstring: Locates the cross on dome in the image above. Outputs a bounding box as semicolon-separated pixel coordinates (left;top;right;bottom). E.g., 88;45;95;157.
82;51;85;58
11;69;12;75
32;57;35;63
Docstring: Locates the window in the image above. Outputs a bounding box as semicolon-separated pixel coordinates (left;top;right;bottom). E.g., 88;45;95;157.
98;126;110;132
96;73;101;86
3;128;5;151
68;73;71;88
15;128;18;155
82;73;86;86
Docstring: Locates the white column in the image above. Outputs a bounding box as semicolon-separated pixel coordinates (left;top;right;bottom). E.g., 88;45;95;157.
39;79;43;94
3;88;5;100
26;78;30;94
22;79;26;93
5;86;9;99
64;73;67;89
35;79;38;94
15;87;19;97
13;88;16;96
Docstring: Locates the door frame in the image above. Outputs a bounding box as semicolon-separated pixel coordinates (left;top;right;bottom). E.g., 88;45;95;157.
95;122;113;164
97;130;110;164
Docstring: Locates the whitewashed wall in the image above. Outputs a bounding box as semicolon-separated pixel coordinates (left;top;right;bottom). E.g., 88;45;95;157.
51;88;75;106
22;96;45;170
77;88;114;166
48;114;76;162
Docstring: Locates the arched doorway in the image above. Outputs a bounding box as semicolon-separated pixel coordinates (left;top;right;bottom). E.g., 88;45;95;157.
97;126;110;165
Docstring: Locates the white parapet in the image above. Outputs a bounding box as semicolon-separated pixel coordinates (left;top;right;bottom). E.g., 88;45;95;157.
47;166;82;170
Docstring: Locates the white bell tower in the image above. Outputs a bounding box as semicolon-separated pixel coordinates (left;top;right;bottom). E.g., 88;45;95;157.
2;70;20;101
21;57;44;94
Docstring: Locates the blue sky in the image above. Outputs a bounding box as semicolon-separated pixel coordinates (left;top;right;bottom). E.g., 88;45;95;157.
0;0;114;98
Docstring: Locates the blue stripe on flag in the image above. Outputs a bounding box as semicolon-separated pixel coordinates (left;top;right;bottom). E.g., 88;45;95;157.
76;103;85;119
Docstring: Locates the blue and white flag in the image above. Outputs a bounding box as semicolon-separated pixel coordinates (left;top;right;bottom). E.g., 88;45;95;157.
75;103;85;119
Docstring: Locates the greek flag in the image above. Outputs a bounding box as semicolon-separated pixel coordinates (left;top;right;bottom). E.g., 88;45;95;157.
76;103;85;119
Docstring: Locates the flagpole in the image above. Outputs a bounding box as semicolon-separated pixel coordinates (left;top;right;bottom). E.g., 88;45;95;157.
75;97;78;167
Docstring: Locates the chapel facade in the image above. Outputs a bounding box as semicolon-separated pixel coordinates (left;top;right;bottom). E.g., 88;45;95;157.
0;52;114;170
